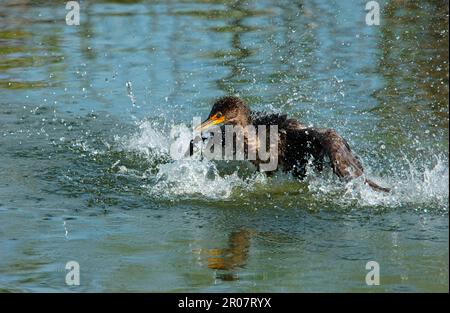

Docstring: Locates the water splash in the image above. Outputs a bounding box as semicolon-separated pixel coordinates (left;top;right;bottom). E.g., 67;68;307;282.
125;81;137;108
116;120;264;200
149;159;261;199
307;154;449;210
115;119;448;210
118;120;170;157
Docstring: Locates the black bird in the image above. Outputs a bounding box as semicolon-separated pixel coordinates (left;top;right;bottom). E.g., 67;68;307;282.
190;96;390;192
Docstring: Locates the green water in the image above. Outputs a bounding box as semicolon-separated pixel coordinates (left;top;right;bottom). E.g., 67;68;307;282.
0;0;448;292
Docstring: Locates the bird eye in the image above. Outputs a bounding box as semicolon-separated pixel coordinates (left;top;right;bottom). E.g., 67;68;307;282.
216;112;223;118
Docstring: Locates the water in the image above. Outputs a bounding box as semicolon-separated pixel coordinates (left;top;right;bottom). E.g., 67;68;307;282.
0;0;448;292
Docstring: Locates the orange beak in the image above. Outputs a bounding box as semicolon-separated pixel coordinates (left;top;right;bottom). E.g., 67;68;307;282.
195;114;226;132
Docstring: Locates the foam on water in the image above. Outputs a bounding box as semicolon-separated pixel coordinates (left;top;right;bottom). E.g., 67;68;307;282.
117;120;449;210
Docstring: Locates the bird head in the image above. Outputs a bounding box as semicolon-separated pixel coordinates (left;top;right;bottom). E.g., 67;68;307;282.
195;96;251;133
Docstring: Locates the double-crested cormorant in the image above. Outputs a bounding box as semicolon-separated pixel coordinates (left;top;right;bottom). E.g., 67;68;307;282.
190;96;390;192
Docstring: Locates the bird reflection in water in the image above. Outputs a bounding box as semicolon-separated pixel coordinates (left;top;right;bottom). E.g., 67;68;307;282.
206;229;253;281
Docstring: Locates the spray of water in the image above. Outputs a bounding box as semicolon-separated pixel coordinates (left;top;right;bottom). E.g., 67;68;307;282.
115;119;448;210
307;154;449;209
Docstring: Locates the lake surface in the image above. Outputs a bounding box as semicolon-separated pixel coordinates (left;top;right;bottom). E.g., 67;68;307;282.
0;0;448;292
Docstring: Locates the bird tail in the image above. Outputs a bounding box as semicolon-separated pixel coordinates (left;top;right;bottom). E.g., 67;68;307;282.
364;178;391;193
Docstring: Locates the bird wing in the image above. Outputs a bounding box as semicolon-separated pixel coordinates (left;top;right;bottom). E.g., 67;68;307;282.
285;127;390;192
313;128;364;179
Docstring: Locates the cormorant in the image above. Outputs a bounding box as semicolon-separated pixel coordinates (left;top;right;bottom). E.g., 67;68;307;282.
189;96;390;192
